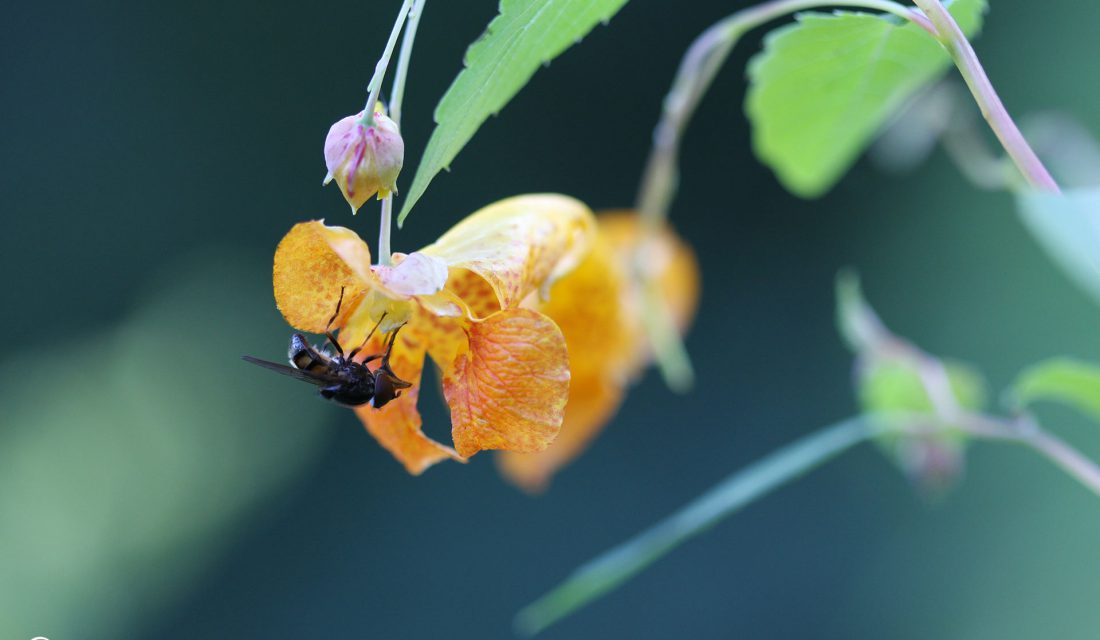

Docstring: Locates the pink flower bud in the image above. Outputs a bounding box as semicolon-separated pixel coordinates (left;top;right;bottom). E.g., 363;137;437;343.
323;110;404;213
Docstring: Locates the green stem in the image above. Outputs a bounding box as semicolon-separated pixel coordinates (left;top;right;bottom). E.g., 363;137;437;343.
959;413;1100;496
361;0;413;127
514;416;876;637
376;0;426;266
634;0;929;392
1026;427;1100;496
910;0;1060;192
378;198;394;266
940;108;1017;190
389;0;426;126
514;409;1100;635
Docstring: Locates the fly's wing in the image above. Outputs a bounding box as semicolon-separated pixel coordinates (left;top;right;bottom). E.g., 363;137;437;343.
241;355;338;387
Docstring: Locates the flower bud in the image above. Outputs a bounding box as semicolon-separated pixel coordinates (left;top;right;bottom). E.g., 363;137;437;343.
323;109;404;213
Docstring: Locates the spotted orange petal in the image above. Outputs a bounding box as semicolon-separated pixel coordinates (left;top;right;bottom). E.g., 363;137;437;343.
273;221;373;333
421;194;597;309
497;211;700;490
442;308;570;458
444;268;503;319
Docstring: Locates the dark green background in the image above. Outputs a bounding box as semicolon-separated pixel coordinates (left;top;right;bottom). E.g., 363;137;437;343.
4;1;1100;638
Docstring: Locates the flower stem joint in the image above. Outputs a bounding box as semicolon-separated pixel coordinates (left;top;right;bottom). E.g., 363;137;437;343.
323;108;405;214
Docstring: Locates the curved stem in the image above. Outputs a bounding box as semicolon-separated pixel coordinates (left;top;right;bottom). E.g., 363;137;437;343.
515;409;1100;635
361;0;413;127
636;0;929;228
1025;427;1100;495
960;413;1100;496
635;0;928;391
376;0;426;266
389;0;426;126
911;0;1060;192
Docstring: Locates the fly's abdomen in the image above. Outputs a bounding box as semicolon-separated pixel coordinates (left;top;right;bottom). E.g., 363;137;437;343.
289;333;332;374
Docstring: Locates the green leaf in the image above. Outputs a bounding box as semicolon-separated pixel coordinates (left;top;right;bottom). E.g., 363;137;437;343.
859;358;987;416
398;0;629;225
835;270;888;352
745;0;987;197
1010;357;1100;423
1016;188;1100;304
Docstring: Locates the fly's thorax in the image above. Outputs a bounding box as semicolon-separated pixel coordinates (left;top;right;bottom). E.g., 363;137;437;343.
324;360;378;406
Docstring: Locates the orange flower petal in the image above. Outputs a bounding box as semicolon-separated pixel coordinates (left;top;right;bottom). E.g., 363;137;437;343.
497;375;623;492
496;229;633;490
536;228;636;381
421;194;597;309
349;323;463;475
444;268;502;319
498;211;700;490
599;212;700;347
273;221;373;333
443;308;570;458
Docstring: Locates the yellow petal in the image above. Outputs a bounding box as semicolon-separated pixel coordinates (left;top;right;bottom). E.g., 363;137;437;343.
443;309;570;458
273;221;373;333
421;194;597;309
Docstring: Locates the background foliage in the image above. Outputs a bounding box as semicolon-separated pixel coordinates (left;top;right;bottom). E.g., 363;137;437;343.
3;0;1100;638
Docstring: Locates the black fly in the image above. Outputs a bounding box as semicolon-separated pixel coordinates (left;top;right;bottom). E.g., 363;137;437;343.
242;289;412;408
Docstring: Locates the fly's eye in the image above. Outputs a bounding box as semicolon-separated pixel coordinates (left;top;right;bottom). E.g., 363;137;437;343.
372;369;412;409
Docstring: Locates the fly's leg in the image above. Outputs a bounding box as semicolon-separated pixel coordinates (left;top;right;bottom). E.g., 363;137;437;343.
378;324;412;390
324;287;346;357
367;324;413;409
347;312;388;360
356;323;412;389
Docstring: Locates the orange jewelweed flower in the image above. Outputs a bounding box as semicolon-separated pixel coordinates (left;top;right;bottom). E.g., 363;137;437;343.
497;212;699;492
273;194;596;474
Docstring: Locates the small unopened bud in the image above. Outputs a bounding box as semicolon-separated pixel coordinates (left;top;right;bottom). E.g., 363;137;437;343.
323;109;404;214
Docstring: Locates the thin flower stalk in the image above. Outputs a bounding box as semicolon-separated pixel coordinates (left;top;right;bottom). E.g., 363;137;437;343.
911;0;1060;192
635;0;930;390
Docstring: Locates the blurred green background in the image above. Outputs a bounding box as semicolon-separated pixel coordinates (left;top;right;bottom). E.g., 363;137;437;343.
4;1;1100;638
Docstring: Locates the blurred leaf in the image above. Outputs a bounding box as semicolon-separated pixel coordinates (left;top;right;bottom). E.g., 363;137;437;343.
745;0;986;197
0;253;334;640
1016;188;1100;304
837;269;985;492
855;345;986;495
835;270;889;352
1020;113;1100;189
859;358;987;416
836;272;986;416
869;82;960;173
398;0;629;225
1010;357;1100;423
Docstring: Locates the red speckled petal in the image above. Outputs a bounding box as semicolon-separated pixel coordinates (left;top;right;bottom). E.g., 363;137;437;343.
443;309;570;458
